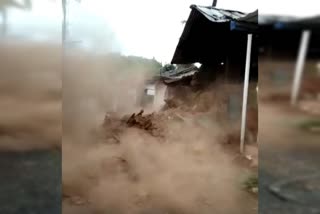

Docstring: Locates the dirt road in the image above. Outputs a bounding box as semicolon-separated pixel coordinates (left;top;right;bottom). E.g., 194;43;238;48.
259;101;320;214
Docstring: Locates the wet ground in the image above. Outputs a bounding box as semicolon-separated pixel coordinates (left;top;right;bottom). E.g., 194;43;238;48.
259;102;320;214
0;150;61;214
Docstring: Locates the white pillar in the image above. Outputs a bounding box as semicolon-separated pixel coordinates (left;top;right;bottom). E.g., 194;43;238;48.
291;30;311;106
240;34;252;154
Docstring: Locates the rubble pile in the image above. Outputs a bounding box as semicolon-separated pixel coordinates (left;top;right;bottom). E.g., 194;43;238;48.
163;85;227;116
102;109;165;142
126;110;163;137
163;99;179;109
101;106;200;145
102;82;258;147
126;110;154;129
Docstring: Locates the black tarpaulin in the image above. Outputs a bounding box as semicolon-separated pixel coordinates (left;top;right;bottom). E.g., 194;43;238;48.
171;5;258;65
259;15;320;30
259;15;320;59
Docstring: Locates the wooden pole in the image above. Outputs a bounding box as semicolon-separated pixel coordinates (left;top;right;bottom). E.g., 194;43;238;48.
291;30;311;106
240;34;252;154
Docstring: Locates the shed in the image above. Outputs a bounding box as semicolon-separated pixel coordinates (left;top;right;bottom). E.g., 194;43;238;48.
170;5;259;153
171;5;258;83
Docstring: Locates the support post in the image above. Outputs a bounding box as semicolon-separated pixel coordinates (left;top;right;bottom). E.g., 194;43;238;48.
291;30;311;106
240;34;252;154
212;0;217;7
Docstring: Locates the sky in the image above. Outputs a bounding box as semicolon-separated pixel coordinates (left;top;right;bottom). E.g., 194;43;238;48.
1;0;319;63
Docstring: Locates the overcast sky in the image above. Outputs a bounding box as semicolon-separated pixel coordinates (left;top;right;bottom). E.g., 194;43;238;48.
1;0;319;63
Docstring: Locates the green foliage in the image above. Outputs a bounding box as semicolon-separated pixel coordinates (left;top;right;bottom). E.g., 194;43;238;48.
243;174;258;194
105;53;162;76
298;120;320;133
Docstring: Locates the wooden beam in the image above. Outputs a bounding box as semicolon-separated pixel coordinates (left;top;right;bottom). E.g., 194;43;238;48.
291;30;311;106
240;34;253;154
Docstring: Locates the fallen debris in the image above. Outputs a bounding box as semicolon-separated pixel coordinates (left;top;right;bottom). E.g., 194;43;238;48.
126;110;164;138
127;110;155;131
102;109;165;142
163;99;179;109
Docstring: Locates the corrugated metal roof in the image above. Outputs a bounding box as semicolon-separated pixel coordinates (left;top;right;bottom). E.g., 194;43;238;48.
160;64;199;84
190;5;258;27
190;5;246;22
171;5;258;64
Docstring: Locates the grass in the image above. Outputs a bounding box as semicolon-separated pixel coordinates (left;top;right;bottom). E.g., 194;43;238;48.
243;174;258;194
298;120;320;133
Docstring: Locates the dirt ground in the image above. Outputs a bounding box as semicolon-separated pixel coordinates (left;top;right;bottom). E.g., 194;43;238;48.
259;95;320;213
256;58;320;213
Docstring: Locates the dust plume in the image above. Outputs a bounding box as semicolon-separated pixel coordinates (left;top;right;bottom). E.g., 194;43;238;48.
62;50;257;214
0;40;61;151
62;51;151;144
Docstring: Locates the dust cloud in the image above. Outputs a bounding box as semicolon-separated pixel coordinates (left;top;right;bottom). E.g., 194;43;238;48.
62;50;150;145
62;49;256;213
0;38;256;213
0;40;61;151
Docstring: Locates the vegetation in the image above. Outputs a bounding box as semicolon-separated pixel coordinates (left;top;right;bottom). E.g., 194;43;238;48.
243;174;258;194
298;120;320;133
106;53;163;77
